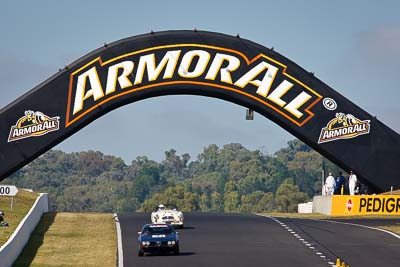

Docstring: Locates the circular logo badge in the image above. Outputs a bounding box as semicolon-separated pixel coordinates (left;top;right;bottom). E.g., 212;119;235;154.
323;98;337;111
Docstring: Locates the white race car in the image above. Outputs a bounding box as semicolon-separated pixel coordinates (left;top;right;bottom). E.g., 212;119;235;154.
151;204;184;228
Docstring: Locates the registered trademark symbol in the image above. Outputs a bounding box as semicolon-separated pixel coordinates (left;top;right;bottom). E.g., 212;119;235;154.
323;98;337;110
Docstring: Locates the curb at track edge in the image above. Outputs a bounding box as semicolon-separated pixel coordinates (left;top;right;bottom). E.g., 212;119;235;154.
113;213;124;267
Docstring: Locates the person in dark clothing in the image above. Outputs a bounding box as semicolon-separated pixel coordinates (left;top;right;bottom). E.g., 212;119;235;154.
334;171;347;195
354;180;361;195
360;183;370;195
0;210;8;227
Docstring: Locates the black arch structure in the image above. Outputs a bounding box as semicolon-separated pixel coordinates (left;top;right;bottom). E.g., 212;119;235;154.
0;30;399;192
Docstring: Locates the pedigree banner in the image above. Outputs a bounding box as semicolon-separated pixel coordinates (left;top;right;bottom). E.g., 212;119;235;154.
331;195;400;216
0;30;399;192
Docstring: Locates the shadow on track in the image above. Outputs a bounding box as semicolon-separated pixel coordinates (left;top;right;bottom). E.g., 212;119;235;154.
143;252;196;257
180;226;195;230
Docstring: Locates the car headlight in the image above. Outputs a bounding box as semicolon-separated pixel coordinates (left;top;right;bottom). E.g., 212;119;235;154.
142;241;146;245
168;241;171;245
171;241;176;245
146;241;150;245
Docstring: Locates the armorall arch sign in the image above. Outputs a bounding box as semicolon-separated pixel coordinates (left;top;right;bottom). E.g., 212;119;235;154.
0;30;399;192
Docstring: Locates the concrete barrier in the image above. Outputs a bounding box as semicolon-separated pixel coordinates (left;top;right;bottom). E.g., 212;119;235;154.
0;193;49;267
312;196;332;215
113;213;123;267
298;201;313;213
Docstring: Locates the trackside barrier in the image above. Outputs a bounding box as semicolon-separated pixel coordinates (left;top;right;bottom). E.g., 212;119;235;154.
0;193;49;267
297;202;313;213
336;258;350;267
312;196;332;215
313;195;400;216
113;213;123;267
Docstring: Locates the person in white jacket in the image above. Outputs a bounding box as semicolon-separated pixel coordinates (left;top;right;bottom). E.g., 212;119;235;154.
348;170;358;195
325;173;336;196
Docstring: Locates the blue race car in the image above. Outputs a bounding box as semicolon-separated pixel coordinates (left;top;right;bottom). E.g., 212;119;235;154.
137;224;180;256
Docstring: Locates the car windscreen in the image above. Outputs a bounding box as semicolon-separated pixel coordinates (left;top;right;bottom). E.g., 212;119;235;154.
142;226;174;235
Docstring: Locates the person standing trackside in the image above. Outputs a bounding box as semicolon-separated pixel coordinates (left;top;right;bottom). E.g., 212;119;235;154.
325;172;336;196
0;210;8;227
334;171;346;195
348;170;358;195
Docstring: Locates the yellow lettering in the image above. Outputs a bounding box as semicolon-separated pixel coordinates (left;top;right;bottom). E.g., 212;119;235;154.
234;62;278;97
266;80;293;107
178;50;210;78
134;50;181;85
105;61;134;94
205;53;240;83
284;92;312;118
73;67;104;115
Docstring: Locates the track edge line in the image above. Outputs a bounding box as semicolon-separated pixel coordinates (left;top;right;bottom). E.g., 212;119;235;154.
309;218;400;239
113;213;124;267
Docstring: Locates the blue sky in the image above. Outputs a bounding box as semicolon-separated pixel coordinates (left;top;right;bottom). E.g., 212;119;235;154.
1;0;399;163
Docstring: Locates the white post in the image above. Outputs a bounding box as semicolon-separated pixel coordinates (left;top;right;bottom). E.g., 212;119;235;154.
11;196;14;212
321;169;325;196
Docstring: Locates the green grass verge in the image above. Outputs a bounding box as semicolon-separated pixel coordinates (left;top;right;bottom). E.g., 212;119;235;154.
13;212;116;267
376;225;400;235
381;189;400;195
0;190;39;246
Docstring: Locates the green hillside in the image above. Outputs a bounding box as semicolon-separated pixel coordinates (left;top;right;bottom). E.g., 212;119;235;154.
3;140;341;213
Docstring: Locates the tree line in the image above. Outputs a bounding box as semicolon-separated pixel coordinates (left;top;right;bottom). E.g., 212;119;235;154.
3;140;340;213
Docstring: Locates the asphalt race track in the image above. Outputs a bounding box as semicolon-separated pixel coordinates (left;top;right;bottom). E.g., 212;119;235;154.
273;216;400;267
118;213;400;267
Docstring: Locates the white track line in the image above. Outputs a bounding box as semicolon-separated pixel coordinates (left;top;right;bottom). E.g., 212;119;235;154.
259;214;400;266
113;213;124;267
309;218;400;239
257;215;334;266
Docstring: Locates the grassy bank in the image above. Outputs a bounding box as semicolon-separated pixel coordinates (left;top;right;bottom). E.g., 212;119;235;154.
381;189;400;195
0;190;38;246
376;225;400;235
13;212;116;267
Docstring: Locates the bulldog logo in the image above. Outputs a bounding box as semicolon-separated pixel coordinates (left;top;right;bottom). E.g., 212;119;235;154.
8;111;60;142
318;113;370;144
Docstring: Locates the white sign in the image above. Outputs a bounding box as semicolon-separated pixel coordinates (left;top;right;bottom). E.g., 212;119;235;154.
0;185;19;196
323;97;337;111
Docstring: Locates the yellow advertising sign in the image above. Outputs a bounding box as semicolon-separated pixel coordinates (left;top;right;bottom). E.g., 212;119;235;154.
331;195;400;216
